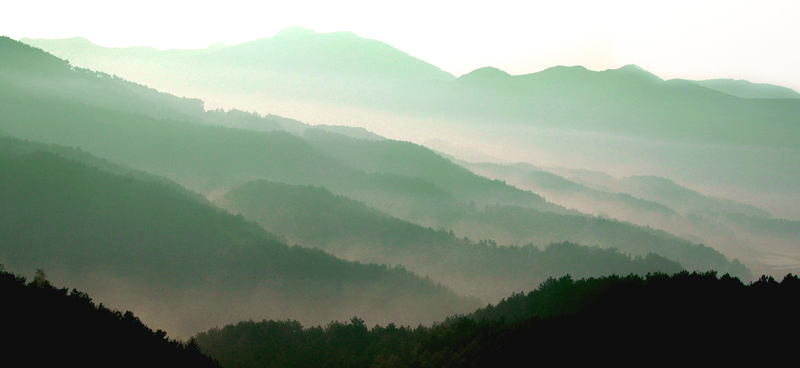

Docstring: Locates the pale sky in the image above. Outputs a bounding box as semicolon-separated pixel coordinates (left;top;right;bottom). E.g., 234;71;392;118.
3;1;800;91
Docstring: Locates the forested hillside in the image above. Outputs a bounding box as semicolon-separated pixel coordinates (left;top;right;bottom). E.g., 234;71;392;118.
0;36;752;295
221;180;684;301
0;266;220;367
0;139;479;337
195;271;800;367
5;8;800;368
467;160;799;278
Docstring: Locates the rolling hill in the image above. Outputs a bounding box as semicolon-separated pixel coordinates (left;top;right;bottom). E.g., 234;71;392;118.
0;137;479;338
21;32;800;223
219;180;685;301
0;37;752;284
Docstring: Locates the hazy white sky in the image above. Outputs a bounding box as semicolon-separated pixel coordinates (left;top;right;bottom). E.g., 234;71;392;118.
3;0;799;90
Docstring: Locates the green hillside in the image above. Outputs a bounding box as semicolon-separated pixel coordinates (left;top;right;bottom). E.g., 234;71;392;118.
1;36;752;294
303;128;563;212
221;180;684;301
0;142;479;338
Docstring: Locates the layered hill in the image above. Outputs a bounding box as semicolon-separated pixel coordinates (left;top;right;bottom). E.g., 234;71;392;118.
1;37;751;283
24;31;797;151
21;27;454;106
218;180;685;301
466;161;800;278
21;32;800;222
0;137;479;338
399;64;800;147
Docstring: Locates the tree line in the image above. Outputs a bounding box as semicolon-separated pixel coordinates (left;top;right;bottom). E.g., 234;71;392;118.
195;271;800;367
0;265;220;367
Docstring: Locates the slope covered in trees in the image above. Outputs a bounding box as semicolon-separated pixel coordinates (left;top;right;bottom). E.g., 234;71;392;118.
302;128;562;212
0;266;220;367
19;32;800;223
0;139;479;338
466;160;799;278
194;272;800;367
221;180;684;301
0;37;749;280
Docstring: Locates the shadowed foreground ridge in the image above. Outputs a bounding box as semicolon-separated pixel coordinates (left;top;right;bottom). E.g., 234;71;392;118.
195;271;800;367
0;266;220;368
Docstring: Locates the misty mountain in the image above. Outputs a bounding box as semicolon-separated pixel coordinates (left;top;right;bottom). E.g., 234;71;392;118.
467;161;678;217
538;165;774;218
394;64;800;149
0;38;561;222
219;180;684;302
465;160;799;278
690;78;800;99
21;32;800;223
0;139;479;338
409;64;799;223
21;27;455;106
0;37;750;282
615;175;771;217
1;37;464;211
6;25;798;366
243;128;749;280
302;128;564;212
310;124;387;141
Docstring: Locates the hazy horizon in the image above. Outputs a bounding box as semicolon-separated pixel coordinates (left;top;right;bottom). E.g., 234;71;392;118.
3;1;800;91
3;24;800;356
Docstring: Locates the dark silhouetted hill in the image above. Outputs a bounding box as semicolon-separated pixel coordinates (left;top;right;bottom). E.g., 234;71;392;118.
0;266;221;367
193;272;800;367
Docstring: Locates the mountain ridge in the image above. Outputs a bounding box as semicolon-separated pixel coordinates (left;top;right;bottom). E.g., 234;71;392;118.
1;36;752;279
0;136;480;338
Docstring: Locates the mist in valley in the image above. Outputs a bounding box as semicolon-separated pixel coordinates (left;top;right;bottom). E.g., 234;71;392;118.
3;7;800;364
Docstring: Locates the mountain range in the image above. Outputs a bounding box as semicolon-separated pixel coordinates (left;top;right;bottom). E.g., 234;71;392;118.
1;30;797;341
22;28;800;223
0;136;480;337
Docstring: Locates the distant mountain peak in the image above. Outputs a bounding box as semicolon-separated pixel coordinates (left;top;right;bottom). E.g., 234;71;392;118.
528;65;591;81
617;64;647;72
544;65;589;72
457;66;512;84
463;66;511;77
606;64;663;82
